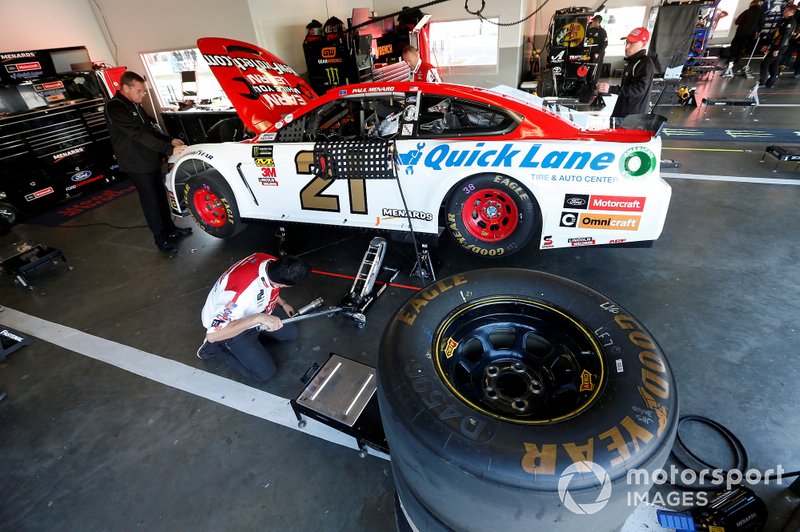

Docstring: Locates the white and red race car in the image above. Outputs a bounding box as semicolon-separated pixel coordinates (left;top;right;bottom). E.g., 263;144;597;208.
165;37;671;257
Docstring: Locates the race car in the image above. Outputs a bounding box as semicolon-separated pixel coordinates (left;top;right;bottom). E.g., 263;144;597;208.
165;37;671;257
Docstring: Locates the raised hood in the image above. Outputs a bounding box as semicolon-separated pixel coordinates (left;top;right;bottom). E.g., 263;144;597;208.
197;37;318;134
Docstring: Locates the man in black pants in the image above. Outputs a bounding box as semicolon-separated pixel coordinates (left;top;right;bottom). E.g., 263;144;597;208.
198;253;310;383
596;27;655;121
728;0;764;69
106;71;191;254
759;4;797;88
586;15;608;85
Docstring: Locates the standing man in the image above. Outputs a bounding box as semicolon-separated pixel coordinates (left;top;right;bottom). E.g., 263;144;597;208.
586;15;608;83
728;0;764;69
596;27;655;119
402;45;442;82
198;253;310;383
759;4;797;87
106;71;191;254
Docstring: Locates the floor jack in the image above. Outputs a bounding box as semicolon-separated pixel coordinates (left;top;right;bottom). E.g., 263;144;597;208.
277;237;399;330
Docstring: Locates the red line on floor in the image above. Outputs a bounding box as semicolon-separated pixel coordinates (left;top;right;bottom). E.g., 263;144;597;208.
312;269;420;291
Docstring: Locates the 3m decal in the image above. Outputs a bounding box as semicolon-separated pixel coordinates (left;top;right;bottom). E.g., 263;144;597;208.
578;214;641;231
260;167;277;178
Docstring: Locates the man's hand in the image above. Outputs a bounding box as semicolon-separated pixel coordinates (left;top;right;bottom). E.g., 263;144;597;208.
596;82;610;94
772;50;779;57
258;314;283;332
171;139;186;147
281;302;296;317
172;145;188;157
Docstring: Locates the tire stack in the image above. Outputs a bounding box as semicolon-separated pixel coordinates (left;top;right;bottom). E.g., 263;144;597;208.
377;269;678;531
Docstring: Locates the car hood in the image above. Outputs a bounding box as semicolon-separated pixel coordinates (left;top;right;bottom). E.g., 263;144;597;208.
197;37;318;135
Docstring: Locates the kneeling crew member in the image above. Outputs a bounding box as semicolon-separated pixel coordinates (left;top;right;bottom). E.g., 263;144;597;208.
198;253;310;383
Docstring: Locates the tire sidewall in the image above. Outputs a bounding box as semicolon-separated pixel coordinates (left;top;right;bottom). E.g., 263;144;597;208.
183;174;242;238
378;269;678;490
445;173;536;257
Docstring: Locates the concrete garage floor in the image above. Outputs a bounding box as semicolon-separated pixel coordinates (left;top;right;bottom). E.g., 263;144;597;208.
1;71;799;531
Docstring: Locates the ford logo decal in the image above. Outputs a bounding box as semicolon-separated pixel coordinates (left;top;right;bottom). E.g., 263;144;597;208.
566;197;586;206
71;170;92;182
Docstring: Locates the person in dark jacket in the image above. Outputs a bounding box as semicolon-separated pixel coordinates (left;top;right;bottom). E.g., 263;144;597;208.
106;71;191;254
759;4;797;87
729;0;764;67
586;15;608;84
596;27;655;119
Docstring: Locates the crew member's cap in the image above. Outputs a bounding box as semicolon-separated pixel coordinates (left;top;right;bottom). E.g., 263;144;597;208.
622;27;650;43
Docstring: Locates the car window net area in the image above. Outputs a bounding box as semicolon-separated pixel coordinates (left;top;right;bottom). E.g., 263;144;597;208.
313;139;397;180
418;96;515;136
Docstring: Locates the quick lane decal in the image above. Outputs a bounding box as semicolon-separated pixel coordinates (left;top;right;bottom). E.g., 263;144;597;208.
398;142;616;172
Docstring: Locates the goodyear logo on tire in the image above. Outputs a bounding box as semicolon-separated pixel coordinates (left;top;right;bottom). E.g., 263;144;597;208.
619;147;656;180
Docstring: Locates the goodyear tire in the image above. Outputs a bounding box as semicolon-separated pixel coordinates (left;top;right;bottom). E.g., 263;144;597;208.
378;269;678;532
445;174;536;258
183;172;246;238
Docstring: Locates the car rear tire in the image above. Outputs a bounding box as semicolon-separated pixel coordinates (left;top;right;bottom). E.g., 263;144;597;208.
183;172;246;238
445;174;537;257
378;269;678;531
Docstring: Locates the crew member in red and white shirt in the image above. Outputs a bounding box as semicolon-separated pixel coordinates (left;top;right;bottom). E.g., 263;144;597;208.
198;253;310;382
403;45;442;83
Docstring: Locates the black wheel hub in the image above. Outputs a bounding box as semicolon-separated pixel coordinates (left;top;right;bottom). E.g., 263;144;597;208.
433;297;605;424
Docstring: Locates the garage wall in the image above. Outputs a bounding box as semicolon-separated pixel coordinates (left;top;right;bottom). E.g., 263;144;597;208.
247;0;370;72
373;0;526;88
0;0;114;64
86;0;257;75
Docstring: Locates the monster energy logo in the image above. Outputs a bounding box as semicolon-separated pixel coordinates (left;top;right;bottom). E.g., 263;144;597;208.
325;67;340;86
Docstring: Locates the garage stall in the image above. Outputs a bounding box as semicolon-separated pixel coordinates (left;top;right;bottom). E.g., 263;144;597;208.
0;1;798;531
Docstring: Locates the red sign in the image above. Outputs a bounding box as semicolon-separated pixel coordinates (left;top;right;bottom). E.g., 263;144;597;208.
589;195;646;212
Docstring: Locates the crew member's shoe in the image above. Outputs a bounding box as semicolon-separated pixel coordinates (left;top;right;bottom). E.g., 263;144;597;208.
168;227;193;239
156;239;178;254
197;340;216;359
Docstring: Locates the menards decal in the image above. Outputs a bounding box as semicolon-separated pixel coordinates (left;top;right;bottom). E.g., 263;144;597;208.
1;52;37;61
53;147;85;161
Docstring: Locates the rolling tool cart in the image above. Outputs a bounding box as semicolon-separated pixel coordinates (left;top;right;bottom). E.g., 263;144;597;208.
291;353;388;457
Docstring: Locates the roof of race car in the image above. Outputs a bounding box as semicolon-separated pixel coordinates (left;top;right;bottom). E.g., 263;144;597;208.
198;36;652;144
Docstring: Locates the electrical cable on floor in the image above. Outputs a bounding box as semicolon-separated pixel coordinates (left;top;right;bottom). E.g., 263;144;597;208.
668;414;799;491
57;222;148;229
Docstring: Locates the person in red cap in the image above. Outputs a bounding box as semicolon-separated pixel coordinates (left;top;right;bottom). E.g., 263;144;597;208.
596;27;655;119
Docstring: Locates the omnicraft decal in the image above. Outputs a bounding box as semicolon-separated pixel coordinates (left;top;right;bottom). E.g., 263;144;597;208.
398;142;656;180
